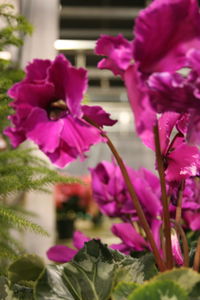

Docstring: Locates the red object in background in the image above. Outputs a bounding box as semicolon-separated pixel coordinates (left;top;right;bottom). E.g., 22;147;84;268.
54;175;99;217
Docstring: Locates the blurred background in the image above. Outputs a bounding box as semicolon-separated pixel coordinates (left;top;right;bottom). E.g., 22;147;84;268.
3;0;155;259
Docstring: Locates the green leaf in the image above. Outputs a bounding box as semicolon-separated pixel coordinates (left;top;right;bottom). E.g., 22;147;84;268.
8;255;44;286
112;282;139;300
138;253;158;280
154;268;200;294
0;205;49;236
128;280;188;300
0;276;9;300
189;281;200;300
0;276;22;300
112;252;157;286
35;240;145;300
111;250;144;285
12;284;34;300
34;265;75;300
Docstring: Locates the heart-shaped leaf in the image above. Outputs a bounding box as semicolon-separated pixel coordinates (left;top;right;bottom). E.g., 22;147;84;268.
153;268;200;294
112;281;139;300
128;279;188;300
8;254;44;286
35;240;146;300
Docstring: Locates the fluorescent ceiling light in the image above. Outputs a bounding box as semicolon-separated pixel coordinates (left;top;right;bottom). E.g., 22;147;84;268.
54;39;96;50
0;51;11;60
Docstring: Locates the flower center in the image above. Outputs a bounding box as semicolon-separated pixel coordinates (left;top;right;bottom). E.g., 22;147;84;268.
47;99;68;121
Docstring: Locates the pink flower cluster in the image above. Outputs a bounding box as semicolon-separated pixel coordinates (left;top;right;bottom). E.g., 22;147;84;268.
4;0;200;267
96;0;200;182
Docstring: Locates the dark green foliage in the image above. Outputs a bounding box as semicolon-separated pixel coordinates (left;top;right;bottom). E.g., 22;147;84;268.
128;280;188;300
8;255;44;286
34;240;153;300
1;241;200;300
112;282;139;300
0;255;44;300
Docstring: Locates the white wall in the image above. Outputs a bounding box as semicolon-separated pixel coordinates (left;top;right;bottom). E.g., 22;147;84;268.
20;0;59;65
19;0;59;259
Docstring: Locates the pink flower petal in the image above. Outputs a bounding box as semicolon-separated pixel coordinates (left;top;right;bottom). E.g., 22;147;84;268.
24;107;64;153
8;82;55;108
112;223;148;251
183;211;200;230
26;58;52;82
158;112;181;154
124;65;157;148
95;34;133;76
3;126;26;148
47;116;104;167
82;105;117;127
171;229;184;266
166;143;200;181
134;0;200;73
48;54;87;117
47;245;77;263
61;115;104;155
73;231;90;250
148;72;194;114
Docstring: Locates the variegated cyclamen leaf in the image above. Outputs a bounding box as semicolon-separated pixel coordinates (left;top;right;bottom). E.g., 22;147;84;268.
153;268;200;294
112;281;139;300
35;240;146;300
0;276;33;300
128;280;188;300
8;254;44;285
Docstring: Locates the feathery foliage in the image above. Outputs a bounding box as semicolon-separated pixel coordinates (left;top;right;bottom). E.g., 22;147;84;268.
0;147;79;197
0;3;78;271
0;3;32;50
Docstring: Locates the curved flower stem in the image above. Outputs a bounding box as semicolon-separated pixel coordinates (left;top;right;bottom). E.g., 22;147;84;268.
105;135;166;271
175;180;185;224
172;220;189;267
83;116;166;272
193;237;200;272
154;123;173;269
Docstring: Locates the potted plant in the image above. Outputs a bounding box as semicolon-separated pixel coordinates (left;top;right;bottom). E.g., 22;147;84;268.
2;0;200;299
54;176;100;239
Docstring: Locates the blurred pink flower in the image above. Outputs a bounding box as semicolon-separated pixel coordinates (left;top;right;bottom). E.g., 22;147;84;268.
95;0;200;147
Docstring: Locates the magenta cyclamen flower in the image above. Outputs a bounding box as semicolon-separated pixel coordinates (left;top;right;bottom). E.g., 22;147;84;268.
95;0;200;147
182;178;200;231
111;223;148;253
96;0;200;75
148;49;200;146
170;177;200;231
150;112;200;181
133;0;200;73
90;161;135;218
47;223;184;266
96;36;156;147
5;55;116;167
90;161;162;220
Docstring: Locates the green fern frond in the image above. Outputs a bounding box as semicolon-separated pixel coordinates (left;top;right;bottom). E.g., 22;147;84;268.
0;243;18;261
0;148;80;197
0;148;45;164
0;3;33;50
0;206;48;236
0;229;24;254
